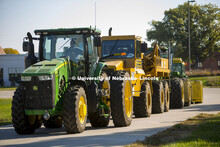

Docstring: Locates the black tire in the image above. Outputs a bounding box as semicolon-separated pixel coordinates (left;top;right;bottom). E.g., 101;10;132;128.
152;81;164;113
134;81;152;117
88;72;110;127
110;71;133;127
170;78;184;109
185;101;191;106
12;84;40;134
163;81;170;112
63;86;87;133
44;116;62;128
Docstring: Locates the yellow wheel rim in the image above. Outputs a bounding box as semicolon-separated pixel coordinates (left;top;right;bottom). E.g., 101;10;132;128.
125;81;132;118
148;92;151;109
28;115;36;125
166;90;169;104
102;80;110;107
181;85;184;102
78;96;87;124
161;90;164;105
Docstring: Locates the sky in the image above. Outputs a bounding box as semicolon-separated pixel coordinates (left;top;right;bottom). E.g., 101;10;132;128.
0;0;219;54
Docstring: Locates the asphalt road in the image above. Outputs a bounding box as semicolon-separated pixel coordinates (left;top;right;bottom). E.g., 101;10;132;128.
0;88;220;147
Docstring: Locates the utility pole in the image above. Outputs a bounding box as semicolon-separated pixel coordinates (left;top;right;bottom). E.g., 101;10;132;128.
95;2;96;29
188;0;195;72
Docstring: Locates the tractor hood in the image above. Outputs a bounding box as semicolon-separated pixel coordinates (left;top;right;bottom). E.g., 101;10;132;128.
22;58;68;76
104;60;124;71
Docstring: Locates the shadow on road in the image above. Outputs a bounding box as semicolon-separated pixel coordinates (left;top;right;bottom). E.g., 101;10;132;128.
183;103;220;112
0;125;168;146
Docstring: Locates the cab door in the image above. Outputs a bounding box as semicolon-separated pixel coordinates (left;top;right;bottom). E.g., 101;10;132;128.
87;36;99;77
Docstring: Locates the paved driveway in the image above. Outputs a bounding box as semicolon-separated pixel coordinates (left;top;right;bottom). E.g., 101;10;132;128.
0;88;219;146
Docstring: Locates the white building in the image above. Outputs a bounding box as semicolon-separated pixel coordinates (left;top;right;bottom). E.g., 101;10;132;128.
0;54;26;86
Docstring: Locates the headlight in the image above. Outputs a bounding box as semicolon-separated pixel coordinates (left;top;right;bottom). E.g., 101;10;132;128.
21;76;32;81
38;75;53;81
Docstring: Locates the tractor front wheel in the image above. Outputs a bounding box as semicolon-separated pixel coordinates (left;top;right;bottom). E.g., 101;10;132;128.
12;84;40;134
63;86;87;133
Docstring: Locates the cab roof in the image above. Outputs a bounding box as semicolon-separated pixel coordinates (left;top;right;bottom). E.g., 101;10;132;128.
102;35;142;41
173;58;185;65
34;27;101;35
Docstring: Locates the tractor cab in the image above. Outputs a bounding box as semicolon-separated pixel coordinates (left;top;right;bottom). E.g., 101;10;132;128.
171;58;186;78
23;28;101;77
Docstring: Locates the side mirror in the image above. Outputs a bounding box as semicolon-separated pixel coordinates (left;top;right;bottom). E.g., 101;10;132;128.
141;43;148;53
94;37;101;47
23;41;31;52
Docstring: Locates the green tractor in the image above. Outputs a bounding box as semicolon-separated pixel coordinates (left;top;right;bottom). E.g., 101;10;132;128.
171;58;191;106
171;57;203;106
12;27;114;134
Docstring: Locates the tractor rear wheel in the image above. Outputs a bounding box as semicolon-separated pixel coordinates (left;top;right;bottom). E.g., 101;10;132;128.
12;84;40;134
134;81;152;117
63;86;87;133
163;81;170;112
152;81;164;113
110;71;133;127
88;72;110;127
44;116;62;128
170;78;184;109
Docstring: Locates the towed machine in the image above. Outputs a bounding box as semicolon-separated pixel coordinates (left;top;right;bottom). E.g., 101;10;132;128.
99;29;187;122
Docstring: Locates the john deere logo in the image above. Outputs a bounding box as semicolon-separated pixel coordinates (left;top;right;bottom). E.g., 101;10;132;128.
33;86;38;91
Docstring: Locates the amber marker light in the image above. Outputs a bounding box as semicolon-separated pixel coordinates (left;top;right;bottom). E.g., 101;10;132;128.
121;52;126;56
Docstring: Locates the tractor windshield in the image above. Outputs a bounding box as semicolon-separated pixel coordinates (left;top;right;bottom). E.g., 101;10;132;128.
102;40;135;58
172;63;182;74
43;34;84;63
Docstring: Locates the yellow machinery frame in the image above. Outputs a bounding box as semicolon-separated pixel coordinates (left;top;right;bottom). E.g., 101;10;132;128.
101;35;170;97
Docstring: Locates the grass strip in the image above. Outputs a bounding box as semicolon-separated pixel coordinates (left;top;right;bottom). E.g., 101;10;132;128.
0;98;12;126
189;76;220;87
0;87;17;91
127;113;220;147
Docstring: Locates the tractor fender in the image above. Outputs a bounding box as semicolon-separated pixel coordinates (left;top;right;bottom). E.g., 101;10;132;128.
86;62;108;113
94;62;108;83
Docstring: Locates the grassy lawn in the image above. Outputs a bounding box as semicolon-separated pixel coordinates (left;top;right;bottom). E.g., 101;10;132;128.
189;76;220;87
0;87;17;91
127;113;220;147
0;98;12;126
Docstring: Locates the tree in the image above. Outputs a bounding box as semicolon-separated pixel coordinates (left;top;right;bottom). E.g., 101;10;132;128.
146;3;220;68
3;48;19;54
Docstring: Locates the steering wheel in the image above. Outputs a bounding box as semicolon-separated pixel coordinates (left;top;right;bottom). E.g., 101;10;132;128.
62;48;83;62
62;48;76;59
